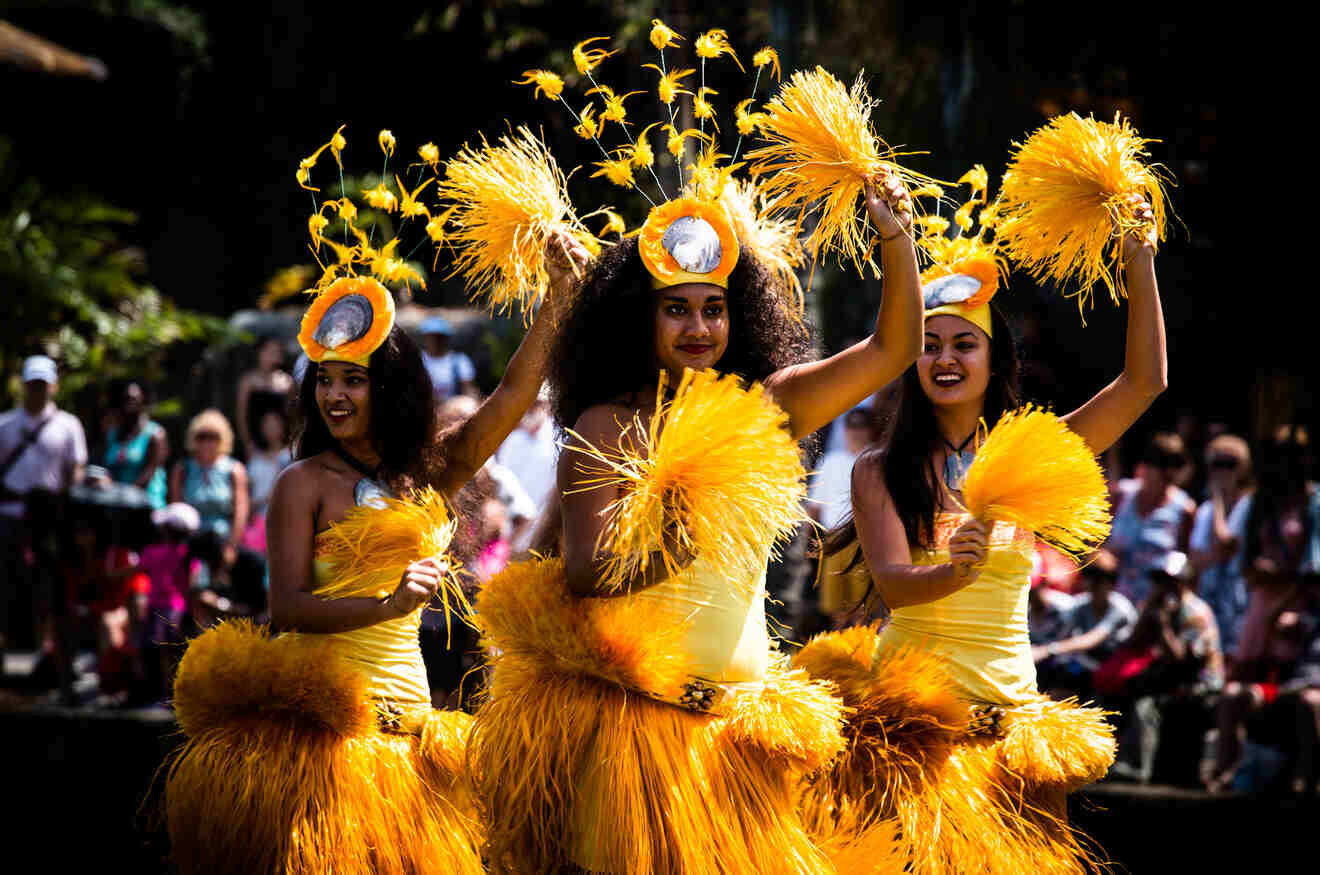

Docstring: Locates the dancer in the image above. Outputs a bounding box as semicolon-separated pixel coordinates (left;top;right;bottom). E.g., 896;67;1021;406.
163;127;589;875
799;115;1171;873
469;29;927;874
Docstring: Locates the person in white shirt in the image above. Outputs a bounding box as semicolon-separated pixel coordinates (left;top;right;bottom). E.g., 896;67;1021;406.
808;407;875;530
0;355;88;684
418;316;476;403
496;394;557;516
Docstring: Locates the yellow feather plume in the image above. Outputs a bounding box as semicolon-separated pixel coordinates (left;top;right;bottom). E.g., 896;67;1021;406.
314;486;467;618
435;126;599;317
961;405;1111;558
720;177;806;320
996;111;1172;314
565;368;806;594
747;67;936;277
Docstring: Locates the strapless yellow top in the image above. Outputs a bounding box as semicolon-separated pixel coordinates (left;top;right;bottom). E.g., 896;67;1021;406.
280;553;432;707
629;553;769;686
876;512;1038;707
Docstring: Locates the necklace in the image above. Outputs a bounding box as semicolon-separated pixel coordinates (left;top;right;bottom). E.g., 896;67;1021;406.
331;443;392;508
941;431;977;491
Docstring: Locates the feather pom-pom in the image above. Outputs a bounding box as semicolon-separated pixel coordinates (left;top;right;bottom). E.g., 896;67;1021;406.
565;368;806;593
314;487;467;617
435;126;599;317
747;67;935;277
996;112;1171;314
961;406;1111;558
720;177;806;320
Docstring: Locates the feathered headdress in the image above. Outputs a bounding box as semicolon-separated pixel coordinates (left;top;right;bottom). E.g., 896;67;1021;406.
994;112;1171;316
914;166;1006;339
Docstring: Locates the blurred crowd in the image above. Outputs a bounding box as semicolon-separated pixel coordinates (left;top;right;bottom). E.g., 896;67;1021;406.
4;325;1319;800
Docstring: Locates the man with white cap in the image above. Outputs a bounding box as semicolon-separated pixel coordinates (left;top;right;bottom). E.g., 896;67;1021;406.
0;355;88;673
418;315;476;403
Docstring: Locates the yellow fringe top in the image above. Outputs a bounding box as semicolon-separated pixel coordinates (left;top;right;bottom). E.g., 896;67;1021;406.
877;513;1039;707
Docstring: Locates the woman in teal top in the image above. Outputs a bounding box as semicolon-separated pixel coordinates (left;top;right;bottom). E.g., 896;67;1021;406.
103;381;168;509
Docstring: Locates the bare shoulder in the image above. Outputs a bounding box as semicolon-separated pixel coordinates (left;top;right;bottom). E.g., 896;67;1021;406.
271;457;327;503
851;445;889;487
567;402;638;450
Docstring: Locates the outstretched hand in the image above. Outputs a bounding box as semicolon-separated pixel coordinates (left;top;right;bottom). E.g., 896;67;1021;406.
864;168;914;241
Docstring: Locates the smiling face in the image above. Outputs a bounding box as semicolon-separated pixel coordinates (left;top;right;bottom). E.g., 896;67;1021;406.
652;283;730;376
315;361;372;443
917;314;992;409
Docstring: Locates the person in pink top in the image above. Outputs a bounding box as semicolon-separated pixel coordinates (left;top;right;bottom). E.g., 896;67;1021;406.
136;502;202;701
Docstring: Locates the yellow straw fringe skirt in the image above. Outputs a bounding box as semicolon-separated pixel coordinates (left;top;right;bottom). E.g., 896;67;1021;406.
164;621;483;875
471;559;849;874
794;627;1114;874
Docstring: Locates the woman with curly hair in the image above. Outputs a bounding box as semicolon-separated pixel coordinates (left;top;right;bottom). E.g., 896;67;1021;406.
164;227;587;874
469;166;922;873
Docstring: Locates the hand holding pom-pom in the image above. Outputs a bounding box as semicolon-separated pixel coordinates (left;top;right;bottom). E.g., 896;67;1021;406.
947;518;989;582
1118;193;1157;264
386;557;446;615
864;169;913;241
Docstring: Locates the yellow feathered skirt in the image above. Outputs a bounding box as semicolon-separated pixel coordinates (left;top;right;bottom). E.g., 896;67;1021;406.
794;626;1114;874
470;558;852;874
164;621;482;875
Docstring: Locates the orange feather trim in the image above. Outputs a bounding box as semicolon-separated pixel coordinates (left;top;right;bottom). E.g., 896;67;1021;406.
297;275;395;365
638;197;740;289
164;621;482;875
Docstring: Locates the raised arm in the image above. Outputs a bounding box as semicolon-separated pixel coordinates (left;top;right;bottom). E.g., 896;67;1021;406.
429;236;591;498
559;405;694;598
764;174;923;439
851;450;988;613
1062;197;1166;453
265;462;443;633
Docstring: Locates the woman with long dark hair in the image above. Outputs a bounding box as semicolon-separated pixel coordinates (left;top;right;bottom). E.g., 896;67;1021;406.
164;227;586;873
796;187;1167;872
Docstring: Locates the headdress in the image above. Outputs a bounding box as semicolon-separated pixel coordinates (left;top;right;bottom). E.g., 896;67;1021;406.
500;22;932;314
913;166;1005;339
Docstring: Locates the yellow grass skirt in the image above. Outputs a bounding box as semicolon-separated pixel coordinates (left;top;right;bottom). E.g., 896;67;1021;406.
471;558;849;874
794;626;1114;874
164;621;482;875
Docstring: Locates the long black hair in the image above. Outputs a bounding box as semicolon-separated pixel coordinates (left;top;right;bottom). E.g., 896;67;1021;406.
824;303;1022;562
548;237;810;430
291;325;440;491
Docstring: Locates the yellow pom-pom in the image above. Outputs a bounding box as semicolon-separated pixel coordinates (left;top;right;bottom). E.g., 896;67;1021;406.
565;368;807;593
961;406;1111;558
314;487;467;618
996;112;1172;315
435;126;599;318
747;67;937;278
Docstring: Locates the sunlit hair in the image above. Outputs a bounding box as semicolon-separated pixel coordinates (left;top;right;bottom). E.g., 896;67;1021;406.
1205;433;1252;487
186;408;235;457
547;236;810;430
291;325;442;491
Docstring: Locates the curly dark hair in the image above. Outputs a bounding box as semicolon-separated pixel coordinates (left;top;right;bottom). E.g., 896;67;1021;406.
291;325;442;491
548;236;811;429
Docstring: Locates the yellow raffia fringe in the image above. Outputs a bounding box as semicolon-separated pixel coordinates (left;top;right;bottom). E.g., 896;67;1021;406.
436;125;600;317
961;405;1111;559
747;67;936;277
996;112;1171;314
795;628;1114;875
564;368;806;594
313;486;467;613
720;176;807;321
165;621;482;875
471;559;846;874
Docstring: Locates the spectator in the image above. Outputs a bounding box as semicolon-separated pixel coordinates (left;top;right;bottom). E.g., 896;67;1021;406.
1103;432;1196;605
419;316;476;403
1279;584;1320;794
100;379;168;510
1034;566;1137;698
1189;433;1254;659
809;407;874;530
1207;425;1320;791
135;502;201;702
495;392;557;518
241;407;293;554
235;336;295;458
0;355;87;691
1027;567;1077;696
441;396;537;546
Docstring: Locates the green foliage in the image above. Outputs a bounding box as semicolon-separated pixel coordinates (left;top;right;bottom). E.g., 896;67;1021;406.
0;136;235;405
